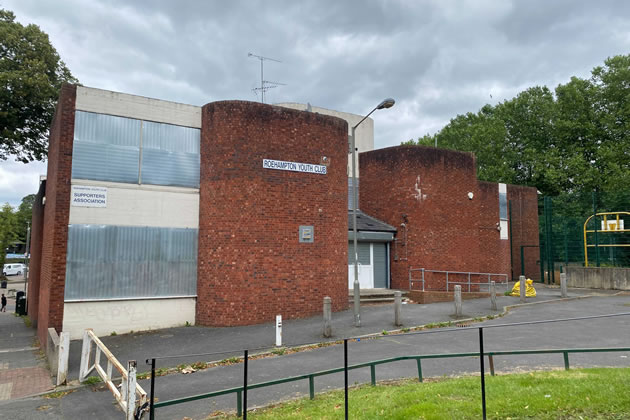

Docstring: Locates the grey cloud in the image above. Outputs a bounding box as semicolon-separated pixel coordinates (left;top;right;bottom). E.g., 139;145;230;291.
2;0;629;204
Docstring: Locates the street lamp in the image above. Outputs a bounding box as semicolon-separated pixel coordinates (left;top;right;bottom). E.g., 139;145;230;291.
351;98;395;327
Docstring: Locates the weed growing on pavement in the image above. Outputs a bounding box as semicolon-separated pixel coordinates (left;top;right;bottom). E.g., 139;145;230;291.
83;376;102;385
43;390;75;399
191;361;208;370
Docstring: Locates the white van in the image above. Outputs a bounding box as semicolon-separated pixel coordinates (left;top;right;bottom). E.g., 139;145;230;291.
3;263;25;276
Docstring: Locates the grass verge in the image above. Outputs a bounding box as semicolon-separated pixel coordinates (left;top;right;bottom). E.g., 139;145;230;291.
233;368;630;419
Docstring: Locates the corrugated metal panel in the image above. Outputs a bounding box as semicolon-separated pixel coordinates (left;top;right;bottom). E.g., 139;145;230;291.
72;141;140;183
348;242;370;265
65;225;198;300
373;243;388;288
72;111;200;187
141;149;200;187
142;121;199;153
74;111;141;146
142;121;200;187
72;111;140;183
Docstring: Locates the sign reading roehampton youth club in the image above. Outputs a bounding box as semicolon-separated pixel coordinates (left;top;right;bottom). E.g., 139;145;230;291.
71;185;108;207
262;159;327;175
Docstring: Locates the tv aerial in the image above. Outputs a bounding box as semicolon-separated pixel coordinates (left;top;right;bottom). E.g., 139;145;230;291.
248;52;285;103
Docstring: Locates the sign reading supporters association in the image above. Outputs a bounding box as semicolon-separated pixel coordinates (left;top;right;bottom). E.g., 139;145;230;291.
71;185;108;208
262;159;327;175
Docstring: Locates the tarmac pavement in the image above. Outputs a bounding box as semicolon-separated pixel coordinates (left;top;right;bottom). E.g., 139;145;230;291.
61;282;599;380
1;284;628;420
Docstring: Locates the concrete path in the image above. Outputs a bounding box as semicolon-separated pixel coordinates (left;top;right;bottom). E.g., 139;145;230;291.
0;296;53;404
1;284;627;419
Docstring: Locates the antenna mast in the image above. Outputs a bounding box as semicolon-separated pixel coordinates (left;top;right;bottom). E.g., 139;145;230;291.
248;52;284;103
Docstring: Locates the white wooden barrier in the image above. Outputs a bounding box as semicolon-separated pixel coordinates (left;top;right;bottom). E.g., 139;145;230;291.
46;328;70;386
79;329;147;419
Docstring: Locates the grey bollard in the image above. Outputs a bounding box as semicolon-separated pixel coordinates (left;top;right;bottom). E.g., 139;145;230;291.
519;275;526;303
323;297;332;338
490;281;497;311
454;285;462;317
560;273;567;298
394;291;402;326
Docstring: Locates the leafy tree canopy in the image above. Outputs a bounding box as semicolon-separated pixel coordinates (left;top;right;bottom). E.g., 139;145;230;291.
0;202;17;269
407;54;630;198
0;194;34;269
0;9;77;162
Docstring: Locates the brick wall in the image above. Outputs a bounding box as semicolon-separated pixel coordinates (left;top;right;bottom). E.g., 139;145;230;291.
26;181;45;327
508;185;540;280
359;145;537;291
477;181;511;280
37;84;75;347
197;101;348;326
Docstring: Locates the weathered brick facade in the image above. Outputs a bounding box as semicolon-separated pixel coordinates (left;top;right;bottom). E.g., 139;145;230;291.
30;87;541;339
26;181;45;327
359;145;539;290
196;101;348;326
35;84;75;347
508;185;541;280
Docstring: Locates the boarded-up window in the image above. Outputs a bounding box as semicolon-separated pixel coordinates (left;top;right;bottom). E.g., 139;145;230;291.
72;111;200;188
65;224;198;300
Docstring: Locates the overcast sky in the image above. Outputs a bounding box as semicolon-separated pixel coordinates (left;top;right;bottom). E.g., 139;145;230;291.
2;0;629;207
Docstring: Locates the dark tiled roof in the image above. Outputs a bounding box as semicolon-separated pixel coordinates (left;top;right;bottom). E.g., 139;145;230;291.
348;211;397;232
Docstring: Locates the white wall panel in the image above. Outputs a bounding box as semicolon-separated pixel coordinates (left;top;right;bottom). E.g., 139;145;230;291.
276;103;374;178
69;181;199;228
63;298;196;339
76;86;201;128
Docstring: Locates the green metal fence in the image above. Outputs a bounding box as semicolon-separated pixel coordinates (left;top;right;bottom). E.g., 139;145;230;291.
145;312;630;420
539;190;630;283
152;346;630;417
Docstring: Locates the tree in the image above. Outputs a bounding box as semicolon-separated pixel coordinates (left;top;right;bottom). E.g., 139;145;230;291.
0;9;77;162
0;203;17;270
15;194;35;243
408;54;630;198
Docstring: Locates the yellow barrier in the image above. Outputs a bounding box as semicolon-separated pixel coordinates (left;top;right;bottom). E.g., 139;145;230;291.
510;279;537;297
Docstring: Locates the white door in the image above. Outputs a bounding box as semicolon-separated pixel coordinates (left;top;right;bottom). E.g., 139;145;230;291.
348;242;374;289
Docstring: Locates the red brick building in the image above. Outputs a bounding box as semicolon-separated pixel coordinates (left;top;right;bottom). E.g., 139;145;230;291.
28;84;539;345
359;146;539;291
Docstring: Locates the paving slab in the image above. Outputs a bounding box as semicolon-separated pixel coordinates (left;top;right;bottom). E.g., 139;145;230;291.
0;305;53;404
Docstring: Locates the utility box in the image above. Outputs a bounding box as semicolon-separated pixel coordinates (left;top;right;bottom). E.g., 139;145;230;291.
15;291;26;316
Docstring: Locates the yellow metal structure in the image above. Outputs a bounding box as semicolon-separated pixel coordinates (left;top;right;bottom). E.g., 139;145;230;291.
583;211;630;267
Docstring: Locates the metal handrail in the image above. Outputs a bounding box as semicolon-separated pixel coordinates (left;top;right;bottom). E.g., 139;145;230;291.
409;267;509;292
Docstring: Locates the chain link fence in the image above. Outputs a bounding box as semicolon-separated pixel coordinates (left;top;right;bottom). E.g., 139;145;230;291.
539;190;630;283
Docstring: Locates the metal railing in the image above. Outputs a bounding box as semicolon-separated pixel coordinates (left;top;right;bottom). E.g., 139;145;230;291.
409;267;509;292
79;329;148;420
150;346;630;416
145;312;630;420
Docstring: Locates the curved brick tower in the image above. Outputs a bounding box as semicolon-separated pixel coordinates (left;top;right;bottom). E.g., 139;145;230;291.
196;101;348;326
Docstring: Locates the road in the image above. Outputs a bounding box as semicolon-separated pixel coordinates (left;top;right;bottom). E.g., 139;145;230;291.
1;291;629;419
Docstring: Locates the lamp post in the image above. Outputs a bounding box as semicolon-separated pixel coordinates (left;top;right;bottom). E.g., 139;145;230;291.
351;98;395;327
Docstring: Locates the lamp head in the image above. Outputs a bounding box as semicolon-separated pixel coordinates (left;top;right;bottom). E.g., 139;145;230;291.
376;98;395;109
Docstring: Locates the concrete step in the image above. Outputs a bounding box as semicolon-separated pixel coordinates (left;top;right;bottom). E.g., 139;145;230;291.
347;289;408;304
